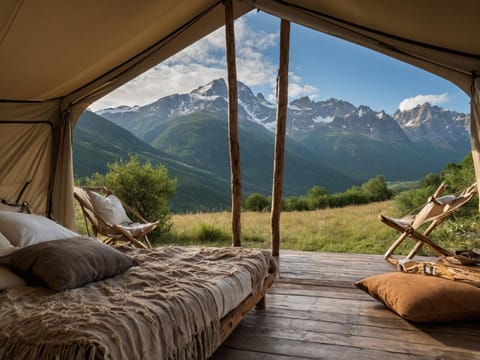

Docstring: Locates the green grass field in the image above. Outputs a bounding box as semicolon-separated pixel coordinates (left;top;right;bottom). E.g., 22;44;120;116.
76;199;480;255
160;200;405;254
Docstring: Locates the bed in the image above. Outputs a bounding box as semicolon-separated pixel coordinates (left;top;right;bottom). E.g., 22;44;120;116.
0;212;276;359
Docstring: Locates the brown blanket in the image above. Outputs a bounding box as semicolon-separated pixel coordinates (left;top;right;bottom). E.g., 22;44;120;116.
0;246;274;359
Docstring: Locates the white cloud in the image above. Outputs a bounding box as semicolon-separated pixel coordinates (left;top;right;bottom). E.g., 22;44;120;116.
266;73;319;103
91;15;279;111
92;64;226;109
398;93;449;112
90;13;317;111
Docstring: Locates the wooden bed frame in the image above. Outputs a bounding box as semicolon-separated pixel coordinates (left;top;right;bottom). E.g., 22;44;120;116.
220;271;276;342
0;240;277;359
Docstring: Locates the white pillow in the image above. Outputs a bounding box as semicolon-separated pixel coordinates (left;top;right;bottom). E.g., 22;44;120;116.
0;212;79;247
0;265;27;290
0;232;17;256
89;192;131;225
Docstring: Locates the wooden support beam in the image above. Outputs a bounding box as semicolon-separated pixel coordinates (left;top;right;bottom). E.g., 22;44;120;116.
271;19;290;257
225;0;242;247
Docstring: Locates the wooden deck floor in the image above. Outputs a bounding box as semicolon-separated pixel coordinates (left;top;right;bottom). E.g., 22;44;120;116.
211;251;480;359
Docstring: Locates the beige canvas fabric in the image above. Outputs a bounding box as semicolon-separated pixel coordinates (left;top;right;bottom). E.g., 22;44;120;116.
471;78;480;200
0;1;251;228
1;0;480;227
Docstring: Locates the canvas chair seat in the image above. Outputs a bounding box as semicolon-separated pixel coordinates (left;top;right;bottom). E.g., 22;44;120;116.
74;186;158;248
380;182;477;269
104;221;158;238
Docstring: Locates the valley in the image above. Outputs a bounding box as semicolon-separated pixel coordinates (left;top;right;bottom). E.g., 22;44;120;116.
74;78;471;212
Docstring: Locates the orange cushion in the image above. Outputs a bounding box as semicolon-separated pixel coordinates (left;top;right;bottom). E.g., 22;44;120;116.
355;272;480;322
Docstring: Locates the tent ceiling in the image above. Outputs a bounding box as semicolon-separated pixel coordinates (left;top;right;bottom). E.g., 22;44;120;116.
0;0;243;101
1;0;479;103
285;0;480;56
1;0;480;228
251;0;480;94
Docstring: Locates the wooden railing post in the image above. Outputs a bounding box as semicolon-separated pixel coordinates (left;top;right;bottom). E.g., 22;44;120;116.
225;0;242;246
271;19;290;257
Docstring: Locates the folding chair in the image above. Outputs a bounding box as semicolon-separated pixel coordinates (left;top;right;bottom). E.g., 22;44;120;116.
379;182;477;269
74;186;159;248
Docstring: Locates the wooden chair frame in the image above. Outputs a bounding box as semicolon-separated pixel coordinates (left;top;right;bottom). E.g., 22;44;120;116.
74;186;158;248
380;182;477;269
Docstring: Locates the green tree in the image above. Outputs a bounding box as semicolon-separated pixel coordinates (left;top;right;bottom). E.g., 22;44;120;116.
308;186;328;198
361;175;392;201
422;172;442;189
244;193;270;212
394;154;477;216
88;155;177;234
442;154;475;192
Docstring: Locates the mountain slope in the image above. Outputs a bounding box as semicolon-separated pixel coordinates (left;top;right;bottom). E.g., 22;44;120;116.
102;79;470;186
150;112;355;195
96;78;471;193
73;111;232;211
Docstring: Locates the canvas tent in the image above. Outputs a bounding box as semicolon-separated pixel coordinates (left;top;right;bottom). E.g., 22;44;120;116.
1;0;480;230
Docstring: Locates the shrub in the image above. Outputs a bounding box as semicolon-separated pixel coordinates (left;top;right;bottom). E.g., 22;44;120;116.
394;187;434;215
283;196;311;211
361;175;392;201
394;154;477;217
308;186;328;198
198;223;230;242
87;155;177;235
308;194;329;209
244;193;271;211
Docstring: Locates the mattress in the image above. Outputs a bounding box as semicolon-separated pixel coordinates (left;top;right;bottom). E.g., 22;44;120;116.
0;246;275;360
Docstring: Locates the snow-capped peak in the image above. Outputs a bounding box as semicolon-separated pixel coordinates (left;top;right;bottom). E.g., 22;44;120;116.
191;78;227;98
97;105;140;115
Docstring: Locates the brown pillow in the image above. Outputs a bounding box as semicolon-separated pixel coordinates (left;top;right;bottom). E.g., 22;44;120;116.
3;237;137;291
355;272;480;323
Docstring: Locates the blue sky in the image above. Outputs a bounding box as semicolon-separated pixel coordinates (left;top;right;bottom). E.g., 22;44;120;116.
91;11;470;115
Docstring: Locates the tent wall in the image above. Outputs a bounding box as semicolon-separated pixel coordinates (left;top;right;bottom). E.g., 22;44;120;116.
471;78;480;193
0;1;252;229
1;0;480;228
0;101;60;217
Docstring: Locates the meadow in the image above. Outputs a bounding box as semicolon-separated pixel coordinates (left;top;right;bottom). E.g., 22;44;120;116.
76;199;480;256
161;200;406;254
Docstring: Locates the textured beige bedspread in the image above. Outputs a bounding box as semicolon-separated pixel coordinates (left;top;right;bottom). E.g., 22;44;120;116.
0;246;274;360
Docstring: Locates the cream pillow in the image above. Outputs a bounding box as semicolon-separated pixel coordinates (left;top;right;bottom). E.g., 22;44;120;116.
0;212;79;247
0;232;11;248
89;191;131;225
0;232;17;256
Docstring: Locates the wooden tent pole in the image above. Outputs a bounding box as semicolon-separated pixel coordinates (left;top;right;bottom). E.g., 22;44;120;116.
225;0;242;247
271;19;290;257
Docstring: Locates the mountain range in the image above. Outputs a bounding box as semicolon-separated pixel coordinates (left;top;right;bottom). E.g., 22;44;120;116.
74;78;470;211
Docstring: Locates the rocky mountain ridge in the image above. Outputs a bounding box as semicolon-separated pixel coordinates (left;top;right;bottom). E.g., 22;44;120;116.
98;78;470;152
94;78;470;192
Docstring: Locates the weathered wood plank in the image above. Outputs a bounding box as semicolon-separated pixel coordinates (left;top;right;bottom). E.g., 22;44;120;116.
225;326;480;359
239;314;480;353
211;347;309;360
249;307;480;336
220;335;443;360
213;251;479;359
